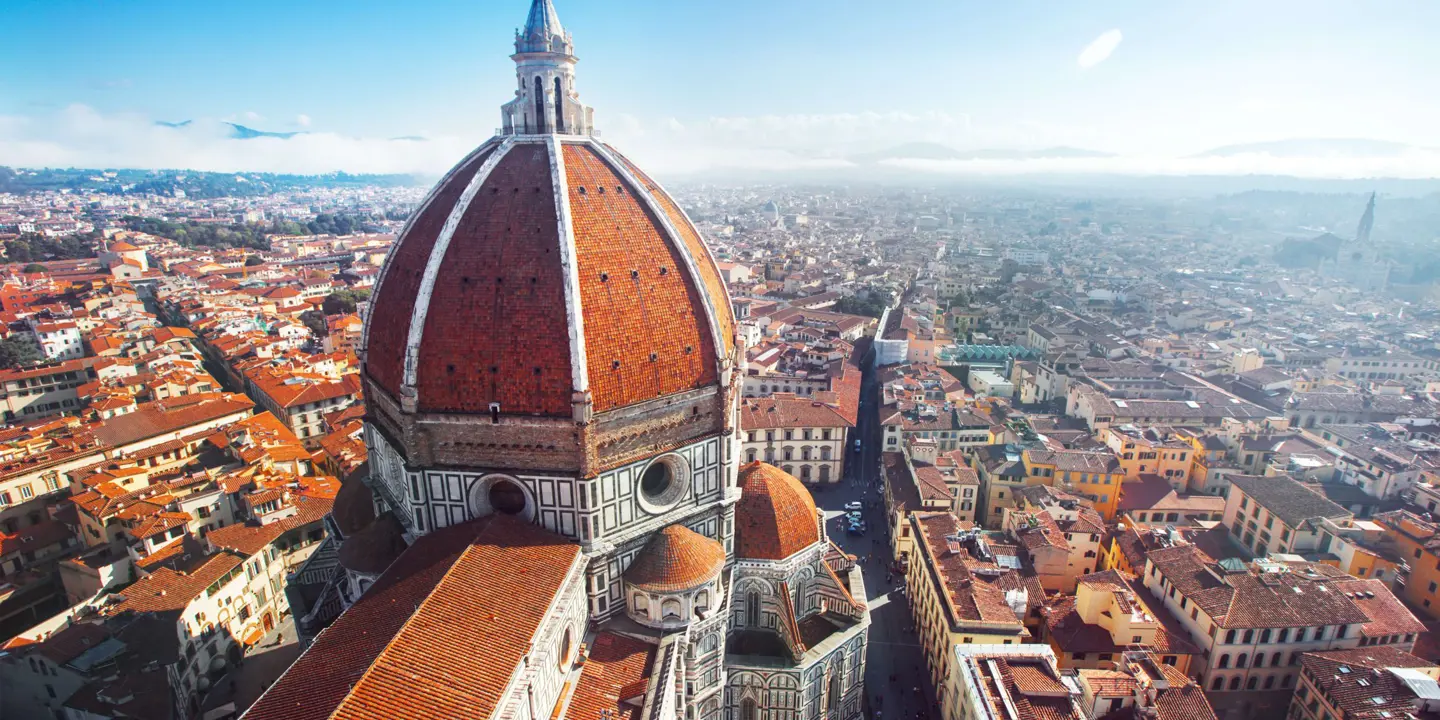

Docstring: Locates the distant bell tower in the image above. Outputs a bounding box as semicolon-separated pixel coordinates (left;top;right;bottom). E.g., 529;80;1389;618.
1355;191;1375;246
500;0;594;136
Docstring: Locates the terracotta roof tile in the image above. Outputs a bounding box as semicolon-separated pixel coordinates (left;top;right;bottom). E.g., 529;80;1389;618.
367;146;497;399
414;142;573;416
623;524;725;592
565;632;655;720
735;462;820;560
564;143;717;412
245;514;581;720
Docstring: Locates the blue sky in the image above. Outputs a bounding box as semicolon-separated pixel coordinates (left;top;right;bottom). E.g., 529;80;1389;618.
3;0;1439;175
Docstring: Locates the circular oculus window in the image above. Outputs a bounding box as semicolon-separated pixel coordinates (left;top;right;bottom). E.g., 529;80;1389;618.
636;455;689;513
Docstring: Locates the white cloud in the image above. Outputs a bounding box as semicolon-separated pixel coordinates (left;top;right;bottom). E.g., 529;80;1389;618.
1078;29;1123;69
1;105;1437;180
0;105;479;175
243;111;264;122
296;114;312;128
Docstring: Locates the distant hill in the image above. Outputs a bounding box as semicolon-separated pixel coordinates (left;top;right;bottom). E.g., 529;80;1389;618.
850;143;1115;164
0;167;426;197
1194;138;1423;158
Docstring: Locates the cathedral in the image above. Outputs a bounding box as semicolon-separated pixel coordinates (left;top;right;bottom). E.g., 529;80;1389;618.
1318;192;1390;291
244;2;870;720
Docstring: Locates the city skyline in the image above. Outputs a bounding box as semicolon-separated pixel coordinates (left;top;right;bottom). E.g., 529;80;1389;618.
3;0;1440;177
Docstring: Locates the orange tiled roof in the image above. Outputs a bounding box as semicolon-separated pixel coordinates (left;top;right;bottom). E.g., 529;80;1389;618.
244;514;581;720
565;632;656;720
735;462;819;561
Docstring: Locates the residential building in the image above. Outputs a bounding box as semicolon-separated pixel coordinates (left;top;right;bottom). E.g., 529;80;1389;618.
1223;474;1353;557
740;393;853;484
944;644;1083;720
1290;647;1440;720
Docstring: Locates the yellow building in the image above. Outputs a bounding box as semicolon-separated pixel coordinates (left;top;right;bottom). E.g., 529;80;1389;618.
1041;570;1200;675
1101;425;1194;490
1375;510;1440;619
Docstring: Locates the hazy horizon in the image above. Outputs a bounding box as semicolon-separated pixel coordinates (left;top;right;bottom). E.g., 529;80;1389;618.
4;0;1439;178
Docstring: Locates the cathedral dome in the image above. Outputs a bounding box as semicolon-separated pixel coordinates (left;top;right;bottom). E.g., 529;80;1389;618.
362;138;735;419
735;462;821;561
624;524;725;593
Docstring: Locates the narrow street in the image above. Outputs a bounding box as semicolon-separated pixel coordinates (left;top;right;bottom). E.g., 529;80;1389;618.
812;342;939;720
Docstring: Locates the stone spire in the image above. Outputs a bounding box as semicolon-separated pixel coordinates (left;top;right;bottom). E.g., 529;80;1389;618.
1355;191;1375;245
518;0;569;55
501;0;593;136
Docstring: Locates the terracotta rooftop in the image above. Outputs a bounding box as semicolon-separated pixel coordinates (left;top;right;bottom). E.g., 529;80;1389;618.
564;632;656;720
245;514;581;720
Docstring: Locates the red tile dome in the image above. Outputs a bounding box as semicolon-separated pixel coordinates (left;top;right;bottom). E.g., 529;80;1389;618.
624;524;725;593
363;137;735;418
735;462;821;561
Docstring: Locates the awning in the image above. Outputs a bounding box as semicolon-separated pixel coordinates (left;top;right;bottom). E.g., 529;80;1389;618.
241;625;265;647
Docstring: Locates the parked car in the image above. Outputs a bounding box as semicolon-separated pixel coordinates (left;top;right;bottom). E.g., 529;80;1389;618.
844;502;863;511
846;525;866;536
854;439;863;452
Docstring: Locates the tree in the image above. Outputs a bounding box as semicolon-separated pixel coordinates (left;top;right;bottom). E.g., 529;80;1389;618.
0;337;43;369
299;310;328;338
244;255;265;267
322;288;371;316
22;263;46;273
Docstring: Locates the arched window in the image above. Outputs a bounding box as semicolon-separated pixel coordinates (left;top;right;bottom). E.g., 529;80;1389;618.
1235;653;1248;669
1211;677;1224;691
828;667;843;712
1271;652;1283;667
695;590;710;614
1253;654;1264;668
1282;674;1293;688
746;592;761;627
1218;654;1230;669
553;77;565;133
1224;630;1236;644
661;599;682;620
533;76;547;133
1228;677;1241;691
634;594;649;615
1246;677;1258;690
741;699;758;720
1263;675;1275;689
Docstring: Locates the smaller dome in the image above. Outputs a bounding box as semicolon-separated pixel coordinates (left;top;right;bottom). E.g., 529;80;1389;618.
735;463;820;561
331;470;376;538
338;512;408;575
624;525;725;593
